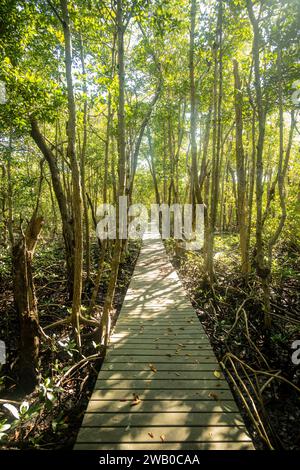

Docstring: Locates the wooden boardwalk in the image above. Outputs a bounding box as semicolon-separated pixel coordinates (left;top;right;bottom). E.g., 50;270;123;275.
75;226;253;450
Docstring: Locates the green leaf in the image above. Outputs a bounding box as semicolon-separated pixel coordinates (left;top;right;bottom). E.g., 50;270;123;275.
3;403;20;420
19;401;29;415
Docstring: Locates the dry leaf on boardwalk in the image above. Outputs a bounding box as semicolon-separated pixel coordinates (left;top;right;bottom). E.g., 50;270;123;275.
130;393;141;406
149;363;157;373
208;392;219;401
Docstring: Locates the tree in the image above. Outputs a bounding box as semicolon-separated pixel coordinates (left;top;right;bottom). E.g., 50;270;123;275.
12;213;43;392
233;59;249;275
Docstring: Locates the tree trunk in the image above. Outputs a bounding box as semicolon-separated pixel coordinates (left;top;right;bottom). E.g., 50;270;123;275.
204;0;223;283
12;215;43;392
147;127;161;205
247;0;270;327
79;35;90;283
189;0;201;207
100;0;126;347
60;0;83;347
30;120;75;297
233;59;249;275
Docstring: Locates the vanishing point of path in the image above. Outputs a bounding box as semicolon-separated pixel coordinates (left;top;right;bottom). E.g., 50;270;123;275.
75;226;253;450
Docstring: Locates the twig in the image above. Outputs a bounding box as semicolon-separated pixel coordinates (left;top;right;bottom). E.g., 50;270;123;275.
56;354;101;386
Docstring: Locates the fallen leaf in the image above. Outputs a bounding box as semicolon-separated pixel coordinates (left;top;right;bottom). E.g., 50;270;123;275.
149;363;157;373
160;434;166;442
148;432;154;439
175;372;181;376
130;397;141;406
208;392;219;401
213;370;221;379
131;393;141;406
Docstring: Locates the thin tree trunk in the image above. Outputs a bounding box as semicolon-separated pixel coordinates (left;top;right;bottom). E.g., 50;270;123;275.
248;110;256;250
267;49;295;264
100;0;126;347
79;35;90;282
189;0;201;206
233;59;249;275
7;133;14;249
60;0;83;347
147;127;161;205
247;0;270;328
204;0;223;282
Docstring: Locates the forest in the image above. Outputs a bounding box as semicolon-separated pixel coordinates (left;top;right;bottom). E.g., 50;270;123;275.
0;0;299;454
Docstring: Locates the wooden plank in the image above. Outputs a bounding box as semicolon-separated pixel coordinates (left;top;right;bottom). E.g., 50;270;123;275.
74;442;254;450
94;379;230;390
106;355;218;363
89;389;235;401
76;426;252;444
113;326;204;333
101;363;221;371
120;306;195;311
118;317;197;322
96;370;225;380
110;334;209;340
86;399;239;413
119;311;196;316
107;350;217;357
81;411;245;427
117;315;197;320
109;337;209;344
113;325;203;330
115;320;198;325
122;301;192;308
113;326;204;331
109;344;212;350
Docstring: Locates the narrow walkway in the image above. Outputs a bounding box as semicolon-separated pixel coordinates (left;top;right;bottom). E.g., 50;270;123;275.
75;226;253;450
